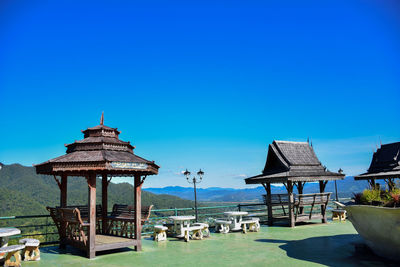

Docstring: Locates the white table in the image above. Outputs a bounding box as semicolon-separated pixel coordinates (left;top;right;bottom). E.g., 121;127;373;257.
169;216;195;238
224;211;248;231
0;228;21;259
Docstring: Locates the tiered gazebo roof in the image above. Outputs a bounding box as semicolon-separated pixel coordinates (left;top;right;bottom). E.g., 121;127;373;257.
35;114;159;176
245;140;344;184
355;142;400;180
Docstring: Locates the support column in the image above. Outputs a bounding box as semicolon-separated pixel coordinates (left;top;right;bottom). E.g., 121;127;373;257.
102;174;108;235
87;173;96;259
59;174;68;249
287;181;295;228
134;174;142;251
319;180;328;224
263;183;273;226
60;175;68;207
296;182;305;214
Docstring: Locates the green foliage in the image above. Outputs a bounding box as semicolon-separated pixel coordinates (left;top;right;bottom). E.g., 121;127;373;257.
0;164;195;218
360;189;381;204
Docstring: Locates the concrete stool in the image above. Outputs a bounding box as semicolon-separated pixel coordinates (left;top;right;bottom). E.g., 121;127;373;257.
19;238;40;261
332;209;346;221
0;244;25;267
153;225;168;242
183;226;203;242
241;218;260;233
193;223;210;237
215;220;232;234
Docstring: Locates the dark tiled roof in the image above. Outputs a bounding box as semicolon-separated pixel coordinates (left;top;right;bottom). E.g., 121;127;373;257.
245;140;344;184
355;142;400;180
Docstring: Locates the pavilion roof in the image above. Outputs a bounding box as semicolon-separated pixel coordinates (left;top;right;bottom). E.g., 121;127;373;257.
35;117;159;176
245;140;344;184
354;142;400;180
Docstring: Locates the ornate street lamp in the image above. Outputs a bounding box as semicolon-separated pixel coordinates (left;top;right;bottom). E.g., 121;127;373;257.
184;169;204;222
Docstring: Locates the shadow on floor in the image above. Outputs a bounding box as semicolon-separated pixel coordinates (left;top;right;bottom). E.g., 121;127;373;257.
255;234;399;266
41;245;134;258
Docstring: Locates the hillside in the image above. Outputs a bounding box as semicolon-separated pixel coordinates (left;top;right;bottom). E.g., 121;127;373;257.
0;164;194;217
145;177;369;202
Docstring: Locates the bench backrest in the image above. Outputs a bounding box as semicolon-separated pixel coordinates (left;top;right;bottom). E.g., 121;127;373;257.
59;208;85;225
62;205;102;218
110;204;153;223
263;194;295;205
296;192;331;206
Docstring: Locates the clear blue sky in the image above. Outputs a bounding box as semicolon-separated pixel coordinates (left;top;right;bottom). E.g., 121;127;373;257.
1;0;399;188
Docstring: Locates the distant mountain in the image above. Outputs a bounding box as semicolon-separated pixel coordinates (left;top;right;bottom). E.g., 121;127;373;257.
145;177;369;202
0;164;195;217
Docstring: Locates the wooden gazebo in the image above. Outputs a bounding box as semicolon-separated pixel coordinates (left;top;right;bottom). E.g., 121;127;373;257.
354;142;400;191
245;140;344;227
34;114;159;258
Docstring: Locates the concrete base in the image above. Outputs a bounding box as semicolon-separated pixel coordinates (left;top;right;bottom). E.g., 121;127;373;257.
345;205;400;261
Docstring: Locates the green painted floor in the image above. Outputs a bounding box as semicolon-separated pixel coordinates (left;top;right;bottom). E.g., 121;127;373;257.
23;221;397;267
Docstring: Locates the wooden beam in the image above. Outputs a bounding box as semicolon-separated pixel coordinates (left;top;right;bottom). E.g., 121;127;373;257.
102;174;108;235
287;181;295;227
319;180;328;223
87;173;96;259
60;175;68;207
262;183;273;226
134;174;142;251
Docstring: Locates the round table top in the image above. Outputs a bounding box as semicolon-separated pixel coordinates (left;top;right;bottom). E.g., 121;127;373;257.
0;228;21;237
224;211;248;216
169;216;195;221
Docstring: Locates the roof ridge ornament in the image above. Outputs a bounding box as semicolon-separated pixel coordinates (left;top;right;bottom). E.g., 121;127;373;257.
100;112;104;125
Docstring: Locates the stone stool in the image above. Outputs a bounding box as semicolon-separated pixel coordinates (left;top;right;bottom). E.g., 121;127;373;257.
332;209;346;221
241;218;260;233
215;220;232;234
193;222;210;237
153;225;168;242
0;244;25;267
183;226;203;242
19;238;40;261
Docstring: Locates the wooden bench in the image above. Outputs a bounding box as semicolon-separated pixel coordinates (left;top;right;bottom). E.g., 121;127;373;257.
241;218;260;233
153;225;168;242
105;204;153;237
19;238;40;261
215;220;232;234
294;193;331;222
183;226;203;242
263;194;296;216
59;208;89;248
192;223;210;237
108;204;153;224
0;244;25;267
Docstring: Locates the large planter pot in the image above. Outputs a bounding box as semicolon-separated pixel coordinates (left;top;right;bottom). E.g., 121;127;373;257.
345;205;400;261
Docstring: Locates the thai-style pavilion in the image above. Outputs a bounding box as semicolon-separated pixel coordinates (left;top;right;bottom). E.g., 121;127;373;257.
354;142;400;191
34;114;159;258
245;140;345;227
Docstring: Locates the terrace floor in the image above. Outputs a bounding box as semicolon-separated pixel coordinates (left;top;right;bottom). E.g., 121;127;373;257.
23;221;397;267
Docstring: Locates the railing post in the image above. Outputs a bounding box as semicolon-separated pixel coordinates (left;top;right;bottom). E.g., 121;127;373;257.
238;204;241;211
174;208;178;216
45;216;49;243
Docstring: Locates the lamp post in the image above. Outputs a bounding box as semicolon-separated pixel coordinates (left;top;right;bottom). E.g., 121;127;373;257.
184;169;204;222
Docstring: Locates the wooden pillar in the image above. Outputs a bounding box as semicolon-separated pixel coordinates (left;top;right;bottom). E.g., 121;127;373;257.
134;174;142;251
287;181;295;228
102;174;108;235
319;180;328;223
59;174;68;249
87;173;96;259
60;174;68;207
296;182;305;214
263;183;273;226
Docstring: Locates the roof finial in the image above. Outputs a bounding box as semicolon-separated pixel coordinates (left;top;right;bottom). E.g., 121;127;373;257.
100;112;104;125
